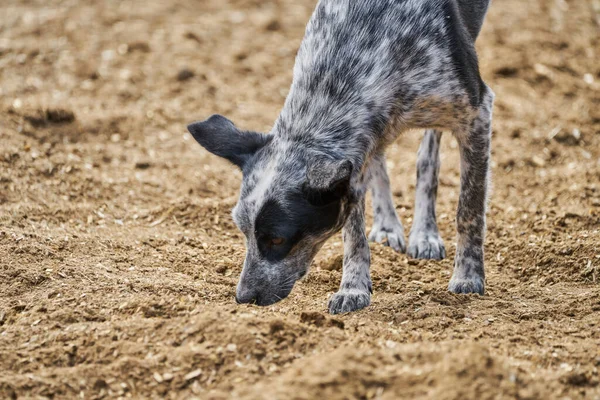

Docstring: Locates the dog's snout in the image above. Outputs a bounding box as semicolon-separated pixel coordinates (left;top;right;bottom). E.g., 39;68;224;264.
235;261;300;307
236;285;286;307
235;292;258;305
235;286;259;305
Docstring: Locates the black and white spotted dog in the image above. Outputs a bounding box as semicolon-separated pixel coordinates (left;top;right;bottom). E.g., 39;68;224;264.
188;0;493;314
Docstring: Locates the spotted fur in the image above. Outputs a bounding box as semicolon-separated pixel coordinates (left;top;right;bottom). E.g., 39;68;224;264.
187;0;493;314
368;153;406;253
408;129;446;260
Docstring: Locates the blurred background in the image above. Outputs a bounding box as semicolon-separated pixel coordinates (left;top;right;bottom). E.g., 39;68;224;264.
1;0;599;399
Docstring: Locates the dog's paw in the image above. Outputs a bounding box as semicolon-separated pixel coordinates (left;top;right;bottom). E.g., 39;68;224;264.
328;289;371;314
448;275;485;295
369;222;406;253
407;230;446;260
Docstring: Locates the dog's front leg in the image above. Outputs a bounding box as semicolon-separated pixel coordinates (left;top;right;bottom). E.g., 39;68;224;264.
448;87;495;295
328;197;372;314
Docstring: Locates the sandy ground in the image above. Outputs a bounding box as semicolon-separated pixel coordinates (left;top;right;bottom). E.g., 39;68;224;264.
1;0;599;399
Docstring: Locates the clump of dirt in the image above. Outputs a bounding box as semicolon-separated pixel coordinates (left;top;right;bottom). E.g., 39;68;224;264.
1;0;599;399
23;107;76;127
239;343;550;400
317;253;343;271
300;311;344;329
177;68;195;82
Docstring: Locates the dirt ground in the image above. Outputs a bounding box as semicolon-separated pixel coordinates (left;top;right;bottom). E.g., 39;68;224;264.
1;0;599;399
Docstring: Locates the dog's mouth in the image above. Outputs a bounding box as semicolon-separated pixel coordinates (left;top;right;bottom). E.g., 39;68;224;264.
235;284;295;306
236;268;308;307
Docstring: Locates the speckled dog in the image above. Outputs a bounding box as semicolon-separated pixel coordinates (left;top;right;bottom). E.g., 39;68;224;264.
188;0;493;314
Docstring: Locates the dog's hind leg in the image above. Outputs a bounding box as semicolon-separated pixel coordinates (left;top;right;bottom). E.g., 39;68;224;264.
448;86;494;295
367;153;406;253
408;129;446;260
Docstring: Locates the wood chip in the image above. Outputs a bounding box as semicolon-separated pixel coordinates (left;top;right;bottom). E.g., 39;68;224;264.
149;206;175;227
184;369;202;381
531;155;546;168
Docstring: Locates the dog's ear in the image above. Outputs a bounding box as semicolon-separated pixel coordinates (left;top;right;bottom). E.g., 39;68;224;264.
187;114;271;169
303;158;353;206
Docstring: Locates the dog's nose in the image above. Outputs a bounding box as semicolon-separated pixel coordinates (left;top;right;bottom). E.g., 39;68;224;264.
235;288;258;305
235;294;254;304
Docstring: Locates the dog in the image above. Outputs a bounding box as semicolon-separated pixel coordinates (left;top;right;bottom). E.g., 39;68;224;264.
188;0;493;314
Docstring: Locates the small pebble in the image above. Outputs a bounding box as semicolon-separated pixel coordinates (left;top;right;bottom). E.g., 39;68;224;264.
177;68;195;81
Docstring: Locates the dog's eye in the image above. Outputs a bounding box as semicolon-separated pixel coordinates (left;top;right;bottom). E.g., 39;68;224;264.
270;237;285;246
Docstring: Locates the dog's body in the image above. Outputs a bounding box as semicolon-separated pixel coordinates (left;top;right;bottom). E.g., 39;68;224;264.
188;0;493;314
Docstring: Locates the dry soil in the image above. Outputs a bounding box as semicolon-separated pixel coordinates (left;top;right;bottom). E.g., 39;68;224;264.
1;0;600;399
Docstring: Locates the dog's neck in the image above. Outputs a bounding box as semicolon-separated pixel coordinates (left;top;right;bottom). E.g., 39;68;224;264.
272;88;389;178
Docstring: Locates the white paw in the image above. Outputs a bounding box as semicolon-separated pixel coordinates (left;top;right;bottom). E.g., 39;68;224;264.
369;222;406;253
448;275;485;295
408;230;446;260
328;289;371;314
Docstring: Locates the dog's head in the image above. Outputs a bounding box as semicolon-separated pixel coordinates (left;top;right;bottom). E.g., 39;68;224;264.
188;115;355;306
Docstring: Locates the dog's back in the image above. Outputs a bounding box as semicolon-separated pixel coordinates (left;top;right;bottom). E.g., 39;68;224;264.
279;0;490;153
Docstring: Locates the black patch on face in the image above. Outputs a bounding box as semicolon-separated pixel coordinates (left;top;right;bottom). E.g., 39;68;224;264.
254;193;342;262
